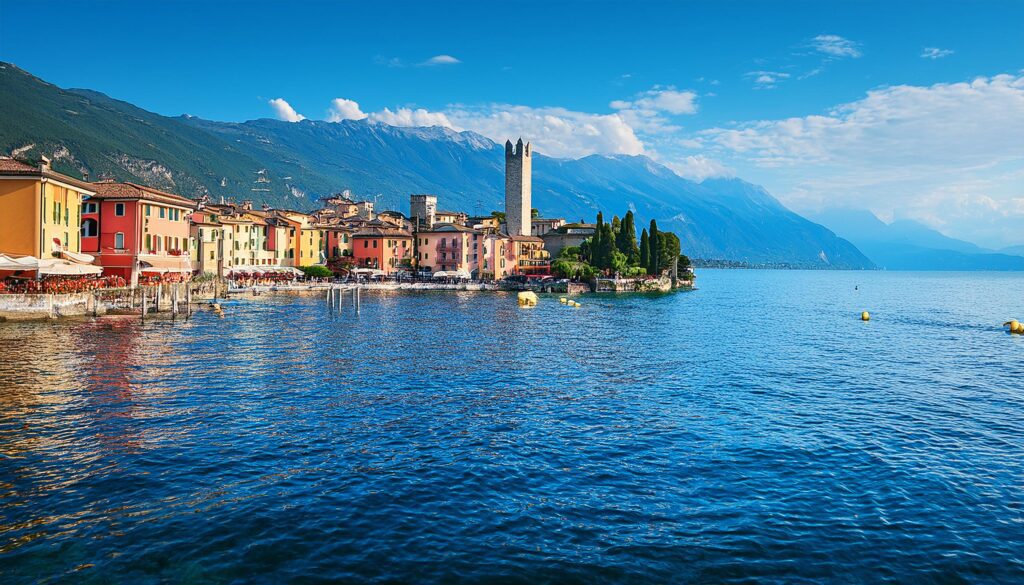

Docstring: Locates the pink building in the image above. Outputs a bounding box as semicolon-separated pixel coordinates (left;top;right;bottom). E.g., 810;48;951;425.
415;223;483;276
82;181;196;281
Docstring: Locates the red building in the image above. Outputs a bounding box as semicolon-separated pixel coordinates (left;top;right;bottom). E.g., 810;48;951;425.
351;222;413;274
82;182;197;282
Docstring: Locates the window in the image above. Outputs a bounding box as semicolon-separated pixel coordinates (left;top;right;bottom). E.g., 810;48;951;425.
145;234;152;251
159;207;166;219
145;205;151;216
114;232;125;249
363;241;368;249
115;203;126;216
81;219;98;238
83;202;98;214
173;209;180;221
372;240;378;248
210;251;215;260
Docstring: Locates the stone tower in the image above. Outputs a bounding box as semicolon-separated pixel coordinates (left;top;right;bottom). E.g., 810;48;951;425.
410;194;437;228
504;137;531;237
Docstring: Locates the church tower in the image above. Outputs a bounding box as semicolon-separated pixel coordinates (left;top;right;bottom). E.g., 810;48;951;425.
504;137;531;237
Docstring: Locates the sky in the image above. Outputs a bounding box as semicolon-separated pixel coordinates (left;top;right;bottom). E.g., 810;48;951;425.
1;0;1022;248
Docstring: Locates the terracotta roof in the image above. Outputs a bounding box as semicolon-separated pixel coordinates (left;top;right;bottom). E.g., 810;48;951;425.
0;157;95;192
435;210;466;216
353;226;413;238
420;223;480;234
90;181;196;208
0;157;37;173
509;235;544;242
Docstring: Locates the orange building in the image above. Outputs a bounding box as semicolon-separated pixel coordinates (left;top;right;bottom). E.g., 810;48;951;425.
0;157;95;258
352;222;413;274
83;181;196;280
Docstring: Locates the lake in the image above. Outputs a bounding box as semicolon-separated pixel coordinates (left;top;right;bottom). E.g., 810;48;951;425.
1;270;1022;582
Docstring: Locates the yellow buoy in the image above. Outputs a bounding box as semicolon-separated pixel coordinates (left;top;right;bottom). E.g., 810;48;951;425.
861;311;870;321
559;297;568;304
517;291;538;308
573;302;582;308
1005;319;1023;334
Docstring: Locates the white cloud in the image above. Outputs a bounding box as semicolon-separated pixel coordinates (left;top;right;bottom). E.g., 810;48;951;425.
611;87;698;115
664;155;734;181
268;98;305;122
921;47;954;59
327;98;367;122
811;34;862;58
423;54;461;66
609;87;698;135
696;73;1024;247
369;107;455;128
746;71;791;89
445;105;644;158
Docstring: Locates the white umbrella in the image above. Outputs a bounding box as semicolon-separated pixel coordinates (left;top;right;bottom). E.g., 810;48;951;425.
0;254;39;270
37;258;103;276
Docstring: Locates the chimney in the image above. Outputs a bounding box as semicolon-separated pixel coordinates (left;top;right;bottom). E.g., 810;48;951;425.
241;200;253;211
39;155;52;172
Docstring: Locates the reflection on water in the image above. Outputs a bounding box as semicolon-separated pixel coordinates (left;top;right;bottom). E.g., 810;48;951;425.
1;271;1023;582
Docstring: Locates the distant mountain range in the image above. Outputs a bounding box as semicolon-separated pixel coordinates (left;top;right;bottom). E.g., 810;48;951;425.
809;209;1024;270
0;60;946;270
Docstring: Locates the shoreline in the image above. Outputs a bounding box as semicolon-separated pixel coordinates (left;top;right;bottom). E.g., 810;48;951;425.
0;279;694;321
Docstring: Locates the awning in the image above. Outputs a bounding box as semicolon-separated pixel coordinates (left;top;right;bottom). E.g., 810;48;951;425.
62;250;95;264
433;270;471;279
0;254;40;270
37;258;103;276
139;255;193;273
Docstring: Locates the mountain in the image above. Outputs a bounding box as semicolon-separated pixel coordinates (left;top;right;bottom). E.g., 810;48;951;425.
0;61;872;268
810;208;1024;270
1001;245;1024;257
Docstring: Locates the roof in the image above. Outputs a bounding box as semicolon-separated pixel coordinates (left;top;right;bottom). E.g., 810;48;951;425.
90;181;196;208
509;235;544;242
420;223;480;234
435;209;466;216
0;157;96;193
353;225;413;238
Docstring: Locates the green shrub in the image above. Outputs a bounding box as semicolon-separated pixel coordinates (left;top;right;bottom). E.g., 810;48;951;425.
299;265;333;278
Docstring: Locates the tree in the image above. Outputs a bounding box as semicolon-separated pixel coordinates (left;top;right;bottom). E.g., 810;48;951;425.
658;231;681;273
617;211;640;264
531;208;540;218
300;265;332;278
611;215;621;236
640;228;650;271
648;219;660;275
491;210;506;224
592;212;605;268
598;221;616;272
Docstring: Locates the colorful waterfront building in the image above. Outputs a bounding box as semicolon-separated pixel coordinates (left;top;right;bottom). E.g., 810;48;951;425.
189;207;226;277
83;181;196;281
0;157;95;258
416;223;483;276
511;235;550;277
352;222;413;274
271;210;325;267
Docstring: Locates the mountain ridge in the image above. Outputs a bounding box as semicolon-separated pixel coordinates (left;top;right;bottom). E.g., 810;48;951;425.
0;61;873;268
810;208;1024;270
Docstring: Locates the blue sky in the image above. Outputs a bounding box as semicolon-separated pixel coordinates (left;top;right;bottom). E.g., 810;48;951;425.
2;0;1022;247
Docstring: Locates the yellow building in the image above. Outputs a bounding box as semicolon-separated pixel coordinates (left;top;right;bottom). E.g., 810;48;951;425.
0;157;95;257
273;210;325;267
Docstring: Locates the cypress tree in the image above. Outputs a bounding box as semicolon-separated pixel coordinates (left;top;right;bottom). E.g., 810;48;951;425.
592;212;604;266
611;215;621;236
639;228;650;272
649;219;660;275
599;221;616;271
617;211;639;262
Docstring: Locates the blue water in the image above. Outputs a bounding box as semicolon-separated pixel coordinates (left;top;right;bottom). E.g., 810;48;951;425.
1;270;1023;583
